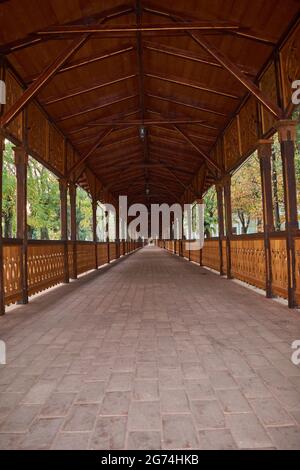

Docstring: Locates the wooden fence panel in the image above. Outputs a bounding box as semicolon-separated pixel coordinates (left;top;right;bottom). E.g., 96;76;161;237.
270;237;288;299
28;242;65;295
230;237;266;289
202;240;220;271
3;243;22;305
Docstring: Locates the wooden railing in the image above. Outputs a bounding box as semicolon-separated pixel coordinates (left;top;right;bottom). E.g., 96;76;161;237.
157;232;300;306
3;239;23;305
3;239;141;307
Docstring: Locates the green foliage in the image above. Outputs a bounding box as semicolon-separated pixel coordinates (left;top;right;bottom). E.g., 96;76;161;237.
203;186;218;237
76;187;93;241
2;140;94;241
2;141;17;237
27;156;60;240
231;152;263;234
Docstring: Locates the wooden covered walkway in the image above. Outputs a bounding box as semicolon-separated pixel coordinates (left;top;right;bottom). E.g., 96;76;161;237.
0;246;300;450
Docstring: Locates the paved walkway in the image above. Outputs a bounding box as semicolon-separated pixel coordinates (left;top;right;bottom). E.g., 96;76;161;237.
0;246;300;450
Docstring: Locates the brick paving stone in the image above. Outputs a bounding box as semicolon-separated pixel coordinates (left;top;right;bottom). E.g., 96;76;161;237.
162;414;198;449
191;400;225;430
100;391;131;416
90;416;127;450
1;246;300;450
127;431;161;450
198;429;237;450
128;401;160;431
51;432;90;450
160;389;190;413
267;426;300;450
63;404;99;432
225;413;273;449
133;380;159;401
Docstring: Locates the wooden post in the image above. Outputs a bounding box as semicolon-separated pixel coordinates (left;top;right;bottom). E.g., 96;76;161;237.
92;198;98;269
258;139;274;298
116;209;120;259
216;184;225;275
223;175;232;279
14;146;29;304
59;179;69;283
276;120;298;308
0;134;5;315
69;183;77;279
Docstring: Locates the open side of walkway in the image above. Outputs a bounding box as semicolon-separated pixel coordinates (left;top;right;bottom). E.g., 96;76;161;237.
0;246;300;450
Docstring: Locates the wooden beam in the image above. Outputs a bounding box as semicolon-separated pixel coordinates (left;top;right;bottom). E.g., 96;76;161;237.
0;35;89;127
147;108;219;131
188;32;283;119
146;92;226;117
144;40;256;77
68;109;140;136
86;118;209;126
25;45;135;83
146;72;240;100
174;125;222;173
42;74;137;105
143;4;277;46
67;128;113;179
0;4;135;54
58;94;138;122
36;22;241;35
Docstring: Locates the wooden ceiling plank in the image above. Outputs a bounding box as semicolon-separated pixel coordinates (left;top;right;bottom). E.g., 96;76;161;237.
42;74;137;105
146;72;240;100
144;40;256;77
188;32;283;118
0;4;135;54
0;4;135;127
146;92;226;117
57;93;138;122
174;125;221;173
25;44;135;83
67;128;114;179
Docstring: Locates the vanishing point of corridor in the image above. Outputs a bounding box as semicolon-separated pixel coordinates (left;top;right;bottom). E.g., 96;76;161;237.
0;246;300;450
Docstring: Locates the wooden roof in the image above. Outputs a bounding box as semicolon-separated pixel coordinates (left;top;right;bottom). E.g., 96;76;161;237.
0;0;299;205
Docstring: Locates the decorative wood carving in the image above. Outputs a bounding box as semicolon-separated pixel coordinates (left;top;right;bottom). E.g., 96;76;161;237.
223;117;241;171
5;72;23;141
202;240;220;271
27;103;48;160
270;237;288;299
230;238;266;289
3;244;22;305
239;96;259;155
27;243;65;295
48;124;64;174
280;23;300;109
259;62;278;134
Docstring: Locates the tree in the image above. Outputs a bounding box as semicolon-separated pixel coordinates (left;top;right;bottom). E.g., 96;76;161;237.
27;157;60;240
231;152;262;234
76;187;93;241
2;141;16;238
203;186;218;237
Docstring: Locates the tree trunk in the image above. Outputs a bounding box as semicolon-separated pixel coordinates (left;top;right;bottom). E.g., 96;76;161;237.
40;227;49;240
272;149;281;230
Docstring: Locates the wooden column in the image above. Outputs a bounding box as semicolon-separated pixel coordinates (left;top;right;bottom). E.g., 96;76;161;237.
14;146;29;304
69;183;77;279
216;184;224;275
258;139;274;298
59;179;69;283
92;198;98;269
116;209;120;259
0;134;5;315
223;175;232;279
276;120;298;308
